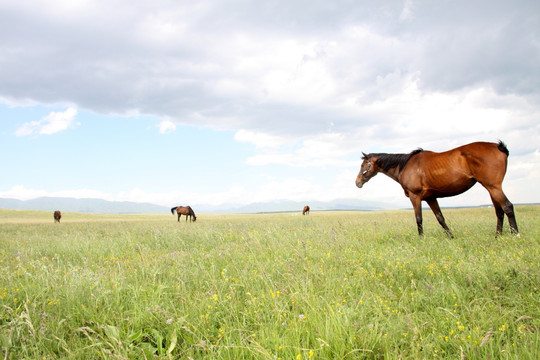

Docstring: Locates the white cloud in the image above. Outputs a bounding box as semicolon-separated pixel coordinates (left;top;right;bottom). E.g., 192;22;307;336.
256;178;322;202
15;108;78;136
244;132;358;167
157;120;176;134
234;130;291;149
239;79;538;167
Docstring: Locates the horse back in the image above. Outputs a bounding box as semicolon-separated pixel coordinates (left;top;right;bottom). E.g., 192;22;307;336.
409;142;506;172
176;206;188;215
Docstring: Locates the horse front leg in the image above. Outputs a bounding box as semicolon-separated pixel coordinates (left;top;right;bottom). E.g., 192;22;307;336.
410;195;423;236
427;199;454;238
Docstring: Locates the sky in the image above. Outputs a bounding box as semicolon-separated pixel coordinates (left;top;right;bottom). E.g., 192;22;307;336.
1;0;539;210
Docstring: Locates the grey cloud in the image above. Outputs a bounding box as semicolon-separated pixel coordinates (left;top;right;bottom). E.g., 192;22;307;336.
0;0;538;139
404;1;540;94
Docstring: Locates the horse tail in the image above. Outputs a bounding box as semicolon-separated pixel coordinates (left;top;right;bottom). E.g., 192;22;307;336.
497;140;509;157
171;207;177;215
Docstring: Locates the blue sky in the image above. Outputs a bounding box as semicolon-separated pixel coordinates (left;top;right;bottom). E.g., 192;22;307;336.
1;0;539;209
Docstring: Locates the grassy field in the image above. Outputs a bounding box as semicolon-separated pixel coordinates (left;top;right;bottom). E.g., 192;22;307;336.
1;206;538;359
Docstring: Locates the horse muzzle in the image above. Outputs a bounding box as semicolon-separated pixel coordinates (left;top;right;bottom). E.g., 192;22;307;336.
355;176;365;189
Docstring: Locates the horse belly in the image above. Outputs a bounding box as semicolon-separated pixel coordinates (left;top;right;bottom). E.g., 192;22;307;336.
424;177;477;199
401;152;476;199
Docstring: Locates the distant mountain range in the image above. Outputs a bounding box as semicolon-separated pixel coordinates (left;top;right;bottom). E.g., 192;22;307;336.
0;197;398;214
203;198;397;213
0;197;169;214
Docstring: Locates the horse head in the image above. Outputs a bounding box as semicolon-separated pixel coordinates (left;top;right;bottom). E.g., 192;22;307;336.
355;153;378;188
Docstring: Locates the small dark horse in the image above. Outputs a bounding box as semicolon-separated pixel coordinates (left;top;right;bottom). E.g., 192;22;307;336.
171;206;197;222
355;141;519;237
54;210;61;223
303;205;310;215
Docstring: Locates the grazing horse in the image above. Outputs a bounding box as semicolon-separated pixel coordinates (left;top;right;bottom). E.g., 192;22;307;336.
171;206;197;222
303;205;310;215
54;210;61;223
355;141;519;237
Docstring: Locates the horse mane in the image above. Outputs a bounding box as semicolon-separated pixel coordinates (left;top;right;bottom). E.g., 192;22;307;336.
374;148;423;172
188;206;196;218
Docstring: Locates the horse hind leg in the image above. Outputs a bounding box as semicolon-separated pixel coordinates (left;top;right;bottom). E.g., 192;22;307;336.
487;187;519;235
427;199;454;238
490;195;505;235
506;201;519;235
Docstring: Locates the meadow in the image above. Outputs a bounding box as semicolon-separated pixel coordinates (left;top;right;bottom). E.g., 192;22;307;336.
0;206;538;359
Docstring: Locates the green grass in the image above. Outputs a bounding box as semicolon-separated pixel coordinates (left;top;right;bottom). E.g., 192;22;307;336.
1;206;539;359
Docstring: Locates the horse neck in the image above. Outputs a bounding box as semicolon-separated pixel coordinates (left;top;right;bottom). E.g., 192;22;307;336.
377;164;402;183
372;150;421;184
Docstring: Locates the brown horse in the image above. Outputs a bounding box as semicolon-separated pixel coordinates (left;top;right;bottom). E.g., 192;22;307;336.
355;141;519;237
303;205;310;215
54;210;61;223
171;206;197;222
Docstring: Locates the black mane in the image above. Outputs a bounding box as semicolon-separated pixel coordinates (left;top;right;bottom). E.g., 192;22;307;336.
373;149;423;172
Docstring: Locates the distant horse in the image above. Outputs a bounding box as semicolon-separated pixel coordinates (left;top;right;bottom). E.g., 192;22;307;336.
303;205;310;215
54;210;61;223
171;206;197;222
355;141;519;237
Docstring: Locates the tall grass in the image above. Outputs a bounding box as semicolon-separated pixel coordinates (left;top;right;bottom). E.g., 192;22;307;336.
1;206;538;359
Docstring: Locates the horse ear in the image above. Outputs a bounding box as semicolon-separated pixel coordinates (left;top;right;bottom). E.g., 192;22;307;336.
362;152;368;159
